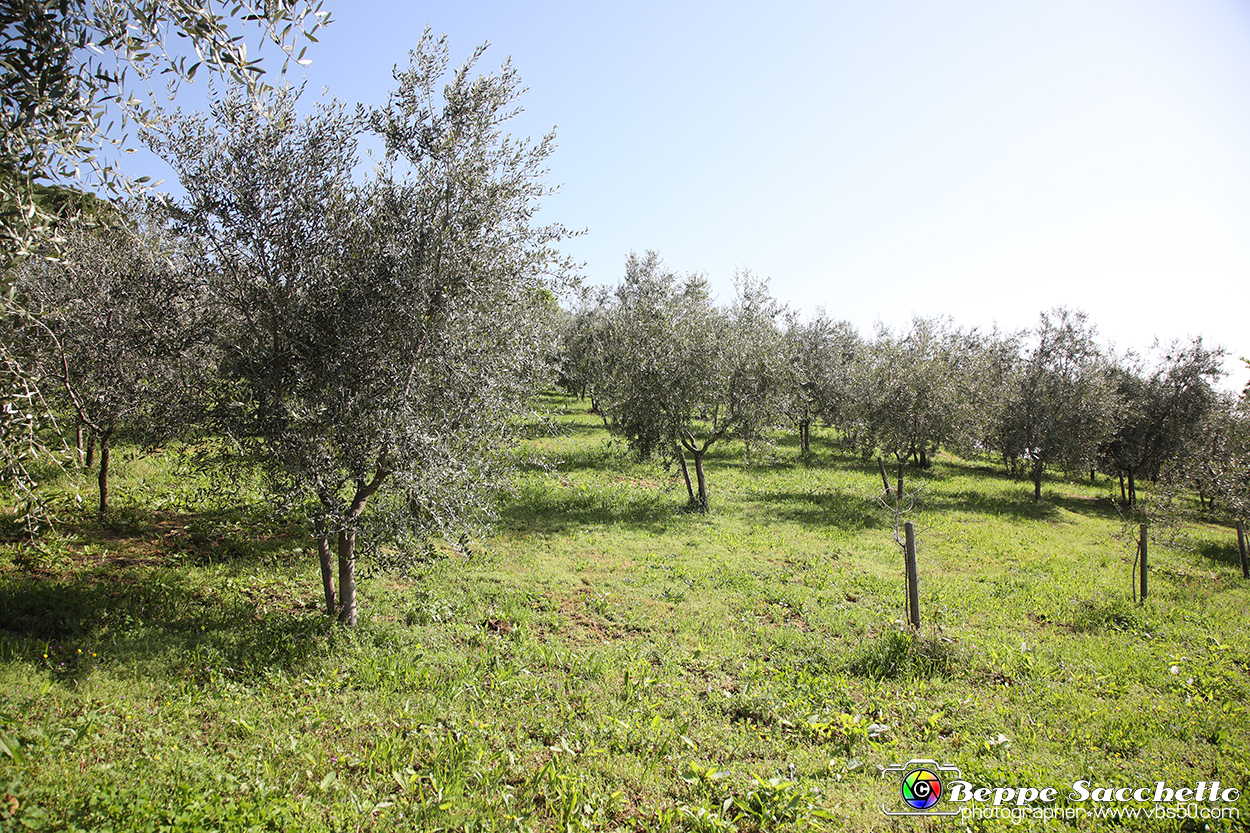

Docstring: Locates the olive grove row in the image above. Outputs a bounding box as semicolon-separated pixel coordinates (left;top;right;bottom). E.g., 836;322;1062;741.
556;254;1250;517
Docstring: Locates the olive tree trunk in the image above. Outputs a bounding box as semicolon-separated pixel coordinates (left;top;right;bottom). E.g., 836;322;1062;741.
337;528;358;626
315;518;336;615
319;460;389;626
693;449;708;513
97;428;113;514
677;448;695;504
681;431;722;514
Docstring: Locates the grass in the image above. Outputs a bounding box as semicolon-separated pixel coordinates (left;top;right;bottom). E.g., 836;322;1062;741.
1;394;1248;831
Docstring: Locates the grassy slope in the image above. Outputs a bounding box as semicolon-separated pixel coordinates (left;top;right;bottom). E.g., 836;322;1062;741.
1;393;1248;832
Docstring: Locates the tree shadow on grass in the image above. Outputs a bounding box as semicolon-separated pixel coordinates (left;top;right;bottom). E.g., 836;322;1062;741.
0;566;333;687
914;482;1121;523
733;448;1073;529
51;505;307;569
538;444;638;475
1195;538;1245;571
0;500;328;686
918;490;1139;526
1051;494;1124;522
918;490;1059;521
559;420;612;437
749;489;882;530
514;410;610;440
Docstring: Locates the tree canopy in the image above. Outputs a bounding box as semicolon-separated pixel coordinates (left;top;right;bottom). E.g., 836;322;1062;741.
2;0;328;272
153;34;572;624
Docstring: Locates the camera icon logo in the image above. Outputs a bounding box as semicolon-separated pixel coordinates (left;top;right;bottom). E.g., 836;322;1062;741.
902;766;943;809
881;759;963;816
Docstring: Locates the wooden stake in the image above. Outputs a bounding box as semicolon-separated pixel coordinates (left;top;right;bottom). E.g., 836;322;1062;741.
1139;523;1148;601
1237;520;1248;580
905;521;920;629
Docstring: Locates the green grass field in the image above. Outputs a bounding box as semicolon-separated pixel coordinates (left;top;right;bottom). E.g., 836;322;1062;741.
2;394;1248;831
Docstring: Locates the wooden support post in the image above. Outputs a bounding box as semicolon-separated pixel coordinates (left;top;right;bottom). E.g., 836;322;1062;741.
897;464;904;504
1238;520;1248;580
905;521;920;629
1139;523;1148;601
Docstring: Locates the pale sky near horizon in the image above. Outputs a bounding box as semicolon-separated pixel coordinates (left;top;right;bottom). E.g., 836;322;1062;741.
129;1;1250;390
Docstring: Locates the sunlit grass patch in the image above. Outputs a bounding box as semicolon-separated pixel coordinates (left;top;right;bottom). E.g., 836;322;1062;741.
1;396;1248;830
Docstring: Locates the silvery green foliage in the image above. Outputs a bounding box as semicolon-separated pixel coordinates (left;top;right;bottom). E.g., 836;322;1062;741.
2;0;329;273
1181;391;1250;521
597;252;791;511
997;308;1120;501
556;286;614;413
1;0;323;532
782;310;860;454
598;251;717;463
962;326;1025;465
11;209;215;513
156;34;572;621
0;344;61;531
1100;338;1226;502
843;317;1007;467
724;271;798;454
849;317;959;465
1112;385;1248;557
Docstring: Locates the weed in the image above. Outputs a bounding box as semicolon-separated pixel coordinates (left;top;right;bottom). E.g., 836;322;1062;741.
734;773;833;830
585;590;613;616
1069;597;1155;637
802;711;868;755
846;625;960;679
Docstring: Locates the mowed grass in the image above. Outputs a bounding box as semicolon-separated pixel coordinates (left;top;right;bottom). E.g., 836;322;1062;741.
1;393;1248;831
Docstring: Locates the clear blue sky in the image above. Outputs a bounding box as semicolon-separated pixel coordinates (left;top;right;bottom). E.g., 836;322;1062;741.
132;0;1250;389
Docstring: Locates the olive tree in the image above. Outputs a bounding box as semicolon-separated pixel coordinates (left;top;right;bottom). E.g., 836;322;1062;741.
0;340;60;528
783;311;860;457
556;286;613;416
11;211;214;513
961;326;1024;470
1181;392;1250;518
847;317;988;468
157;34;572;624
999;308;1119;501
599;253;791;512
2;0;327;530
598;252;716;471
723;273;800;458
1100;338;1225;505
